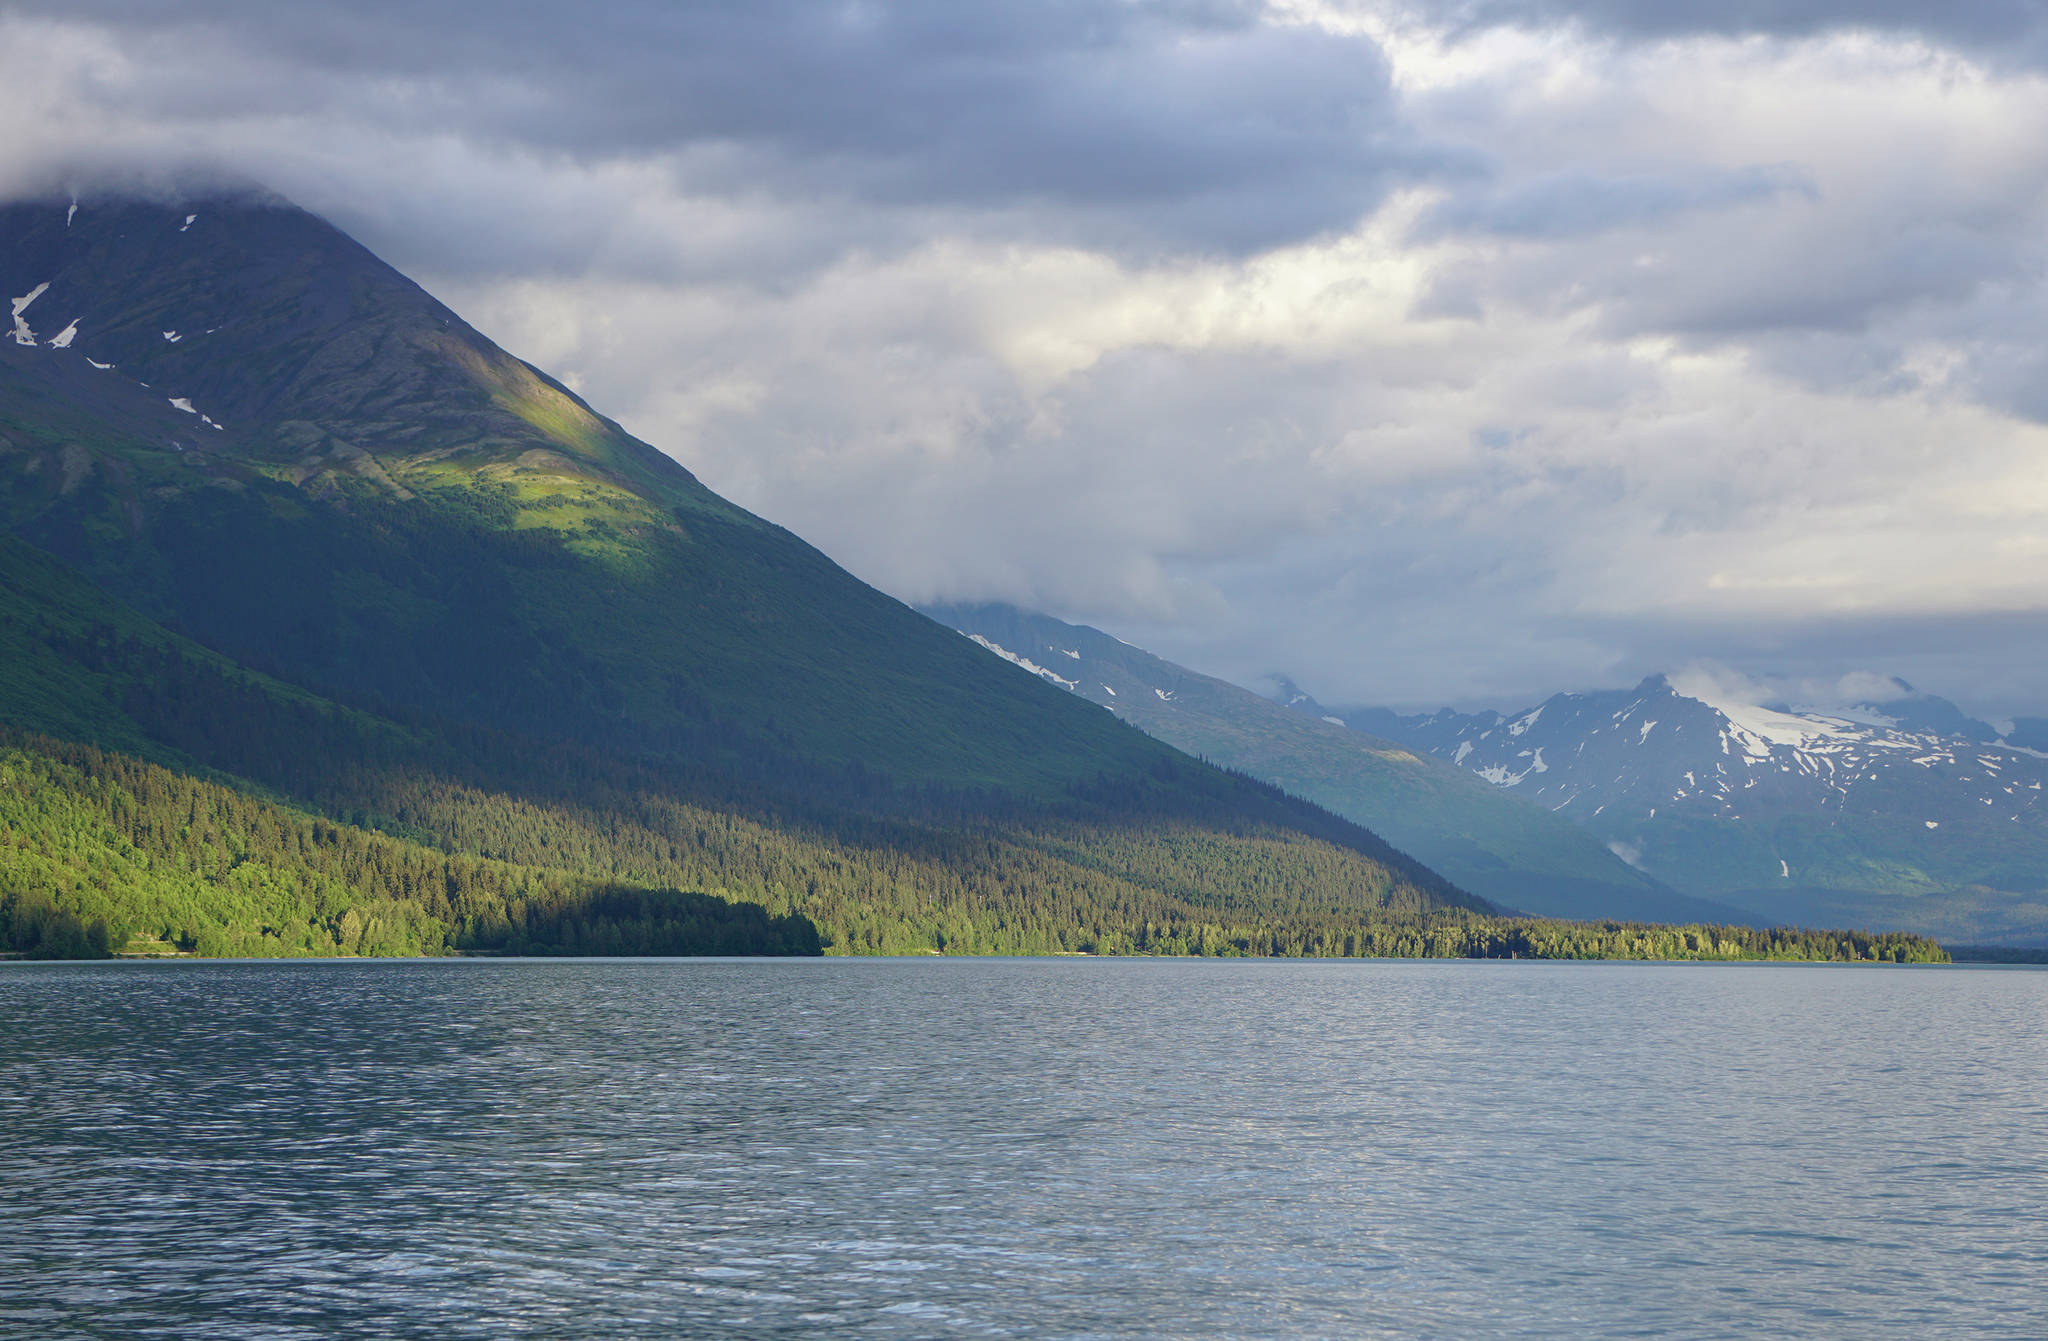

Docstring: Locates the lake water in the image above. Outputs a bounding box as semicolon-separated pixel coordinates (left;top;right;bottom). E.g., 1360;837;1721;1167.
2;958;2043;1338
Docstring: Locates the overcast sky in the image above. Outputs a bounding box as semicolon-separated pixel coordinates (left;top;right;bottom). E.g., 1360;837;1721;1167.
5;0;2048;719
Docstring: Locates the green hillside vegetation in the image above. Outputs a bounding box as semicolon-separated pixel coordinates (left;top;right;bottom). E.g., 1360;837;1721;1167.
0;532;1480;957
0;732;821;960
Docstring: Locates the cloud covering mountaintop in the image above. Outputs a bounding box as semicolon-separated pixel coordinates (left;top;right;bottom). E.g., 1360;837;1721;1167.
1427;0;2048;57
4;0;2046;716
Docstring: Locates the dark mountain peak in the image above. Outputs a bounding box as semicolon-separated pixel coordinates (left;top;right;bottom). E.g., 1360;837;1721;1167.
1264;673;1327;714
922;598;1025;622
1848;689;1999;743
1;193;735;527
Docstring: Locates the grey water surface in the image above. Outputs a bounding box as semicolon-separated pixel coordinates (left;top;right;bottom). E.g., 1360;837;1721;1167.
1;958;2043;1339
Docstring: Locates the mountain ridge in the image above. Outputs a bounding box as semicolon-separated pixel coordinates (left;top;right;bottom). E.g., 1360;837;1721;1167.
923;601;1749;925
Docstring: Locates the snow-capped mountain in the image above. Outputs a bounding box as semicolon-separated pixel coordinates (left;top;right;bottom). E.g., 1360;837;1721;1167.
1297;674;2048;944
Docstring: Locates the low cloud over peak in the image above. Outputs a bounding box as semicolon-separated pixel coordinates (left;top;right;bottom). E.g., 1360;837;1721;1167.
2;0;1429;262
1414;0;2048;59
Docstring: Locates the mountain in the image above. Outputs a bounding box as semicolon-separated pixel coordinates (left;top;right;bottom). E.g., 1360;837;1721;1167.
0;190;1483;957
2004;717;2048;753
1310;674;2048;945
921;603;1747;924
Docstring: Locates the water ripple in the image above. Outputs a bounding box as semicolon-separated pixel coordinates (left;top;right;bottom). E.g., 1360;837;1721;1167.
2;959;2044;1337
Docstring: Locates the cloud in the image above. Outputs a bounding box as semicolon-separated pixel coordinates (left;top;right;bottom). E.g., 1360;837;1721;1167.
1664;660;2004;723
4;1;2048;721
1418;165;1814;240
0;1;1429;262
1830;671;1916;704
1606;838;1644;869
1411;0;2048;63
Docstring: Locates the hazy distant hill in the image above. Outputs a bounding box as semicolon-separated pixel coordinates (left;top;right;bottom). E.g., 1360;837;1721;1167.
0;192;1481;957
922;602;1744;924
1306;675;2048;945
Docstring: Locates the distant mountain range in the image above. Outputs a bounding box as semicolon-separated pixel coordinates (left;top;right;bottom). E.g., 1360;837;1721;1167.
1287;674;2048;945
926;603;2045;945
924;603;1743;925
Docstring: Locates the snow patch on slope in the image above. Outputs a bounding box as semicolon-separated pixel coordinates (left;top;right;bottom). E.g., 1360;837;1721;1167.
1476;748;1547;786
1669;668;1857;751
963;634;1077;691
10;282;48;346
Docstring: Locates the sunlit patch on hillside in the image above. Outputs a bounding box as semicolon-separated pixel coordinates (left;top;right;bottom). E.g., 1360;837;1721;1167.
432;333;609;458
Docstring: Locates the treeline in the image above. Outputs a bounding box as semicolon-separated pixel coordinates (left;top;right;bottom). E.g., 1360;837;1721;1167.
0;725;1448;960
0;731;1946;963
0;732;820;959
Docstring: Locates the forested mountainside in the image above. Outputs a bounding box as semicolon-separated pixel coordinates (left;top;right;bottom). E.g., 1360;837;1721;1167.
1308;675;2048;946
924;602;1744;925
0;192;1488;957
